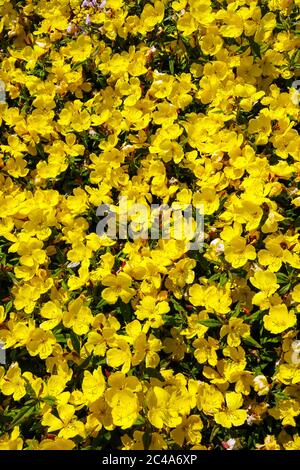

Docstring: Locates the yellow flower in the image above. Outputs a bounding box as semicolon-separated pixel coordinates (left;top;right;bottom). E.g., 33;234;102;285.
88;396;114;432
1;364;26;401
200;32;223;56
63;296;93;335
105;373;141;429
5;156;28;178
0;426;23;450
220;318;250;347
269;399;300;426
253;375;269;396
102;272;135;304
163;327;187;361
38;438;75;450
106;338;132;373
147;386;182;429
215;392;247;428
218;10;244;38
63;35;93;63
26;328;56;360
172;0;187;11
248;112;272;145
42;404;85;439
197;382;224;416
193;187;220;215
224;236;256;268
189;284;205;307
292;284;300;304
109;389;139;429
257;435;281;450
170;415;203;446
0;0;299;450
205;285;232;315
181;311;209;339
263;304;297;334
177;12;197;36
250;270;279;308
140;1;165;34
193;336;219;366
40;301;63;330
0;305;6;324
283;434;300;450
166;258;196;298
126;320;162;368
135;296;170;331
82;368;106;403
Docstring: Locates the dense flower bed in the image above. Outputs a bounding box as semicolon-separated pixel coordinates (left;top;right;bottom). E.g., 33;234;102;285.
0;0;299;451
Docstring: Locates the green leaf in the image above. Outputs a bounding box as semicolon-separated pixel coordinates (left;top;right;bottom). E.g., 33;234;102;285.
197;318;222;328
144;368;165;382
243;336;262;349
103;431;111;441
249;309;265;323
77;354;93;371
96;298;107;309
171;297;184;313
249;39;261;58
208;273;220;283
219;272;228;287
209;424;220;442
53;332;67;343
70;331;81;354
273;390;291;402
134;415;145;426
10;404;36;428
42;395;56;406
143;431;152;450
279;283;291;295
276;273;289;284
232;301;241;317
5;300;13;313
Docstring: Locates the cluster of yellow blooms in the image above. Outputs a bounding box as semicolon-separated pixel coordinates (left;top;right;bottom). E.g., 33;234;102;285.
0;0;299;451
